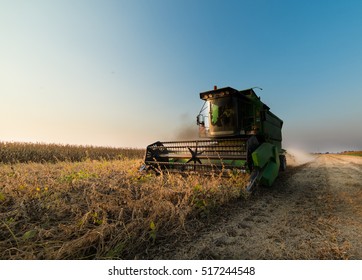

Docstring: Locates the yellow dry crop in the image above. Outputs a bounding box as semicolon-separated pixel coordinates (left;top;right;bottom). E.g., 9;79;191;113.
0;144;250;260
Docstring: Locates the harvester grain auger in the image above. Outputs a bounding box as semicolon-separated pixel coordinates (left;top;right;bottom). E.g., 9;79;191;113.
141;86;286;192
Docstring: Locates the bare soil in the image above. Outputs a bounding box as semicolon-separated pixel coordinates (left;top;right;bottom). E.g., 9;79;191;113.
156;154;362;259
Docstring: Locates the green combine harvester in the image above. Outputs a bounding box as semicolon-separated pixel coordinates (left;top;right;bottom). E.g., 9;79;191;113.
142;86;286;191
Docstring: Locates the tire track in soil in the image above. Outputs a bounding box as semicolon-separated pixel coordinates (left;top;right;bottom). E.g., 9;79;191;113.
321;155;362;259
156;155;360;259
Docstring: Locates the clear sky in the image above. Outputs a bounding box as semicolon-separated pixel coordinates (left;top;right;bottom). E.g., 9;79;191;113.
1;0;362;152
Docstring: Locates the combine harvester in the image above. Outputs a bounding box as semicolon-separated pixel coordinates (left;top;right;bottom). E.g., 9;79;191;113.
142;86;286;191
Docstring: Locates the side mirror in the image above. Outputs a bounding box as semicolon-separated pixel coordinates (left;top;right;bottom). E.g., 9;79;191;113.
196;114;204;125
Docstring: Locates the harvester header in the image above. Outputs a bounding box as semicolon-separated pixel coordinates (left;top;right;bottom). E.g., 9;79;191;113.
142;86;286;191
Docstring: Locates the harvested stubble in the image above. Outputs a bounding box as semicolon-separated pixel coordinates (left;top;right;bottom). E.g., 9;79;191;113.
0;159;249;259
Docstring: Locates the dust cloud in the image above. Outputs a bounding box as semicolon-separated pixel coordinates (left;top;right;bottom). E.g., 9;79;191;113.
286;148;316;166
175;124;199;140
173;113;200;141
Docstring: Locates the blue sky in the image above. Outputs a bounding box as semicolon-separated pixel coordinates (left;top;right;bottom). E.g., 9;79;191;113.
1;0;362;152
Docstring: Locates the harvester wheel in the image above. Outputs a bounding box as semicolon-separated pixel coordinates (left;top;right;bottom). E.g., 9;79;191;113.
279;155;287;171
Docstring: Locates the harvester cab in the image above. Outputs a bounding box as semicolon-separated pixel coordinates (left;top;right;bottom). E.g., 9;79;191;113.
143;86;286;191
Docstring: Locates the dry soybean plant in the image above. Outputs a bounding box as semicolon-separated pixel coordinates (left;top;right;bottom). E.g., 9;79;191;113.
0;157;250;259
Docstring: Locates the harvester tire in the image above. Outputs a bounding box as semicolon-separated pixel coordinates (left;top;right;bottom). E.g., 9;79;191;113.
279;155;287;171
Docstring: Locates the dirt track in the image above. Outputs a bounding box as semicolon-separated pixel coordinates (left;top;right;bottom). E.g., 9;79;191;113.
157;154;362;260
